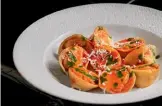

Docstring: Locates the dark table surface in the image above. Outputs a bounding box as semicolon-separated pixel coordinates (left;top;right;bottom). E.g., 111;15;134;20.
2;0;162;106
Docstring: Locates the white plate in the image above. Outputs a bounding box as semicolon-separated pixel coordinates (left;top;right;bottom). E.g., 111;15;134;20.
13;3;162;104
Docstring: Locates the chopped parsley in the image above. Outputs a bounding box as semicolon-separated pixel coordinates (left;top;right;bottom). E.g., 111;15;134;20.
81;35;87;41
120;66;126;71
98;26;103;30
109;36;112;39
113;82;118;88
100;73;107;83
102;73;107;77
129;71;134;78
130;41;136;44
100;76;107;84
127;38;134;41
138;54;143;60
106;68;111;72
156;55;160;59
128;45;134;48
75;68;98;81
130;40;140;44
71;47;75;50
107;55;117;65
67;61;75;67
117;71;123;78
68;52;77;62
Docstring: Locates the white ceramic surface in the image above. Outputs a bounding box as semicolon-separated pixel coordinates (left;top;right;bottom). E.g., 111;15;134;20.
13;3;162;104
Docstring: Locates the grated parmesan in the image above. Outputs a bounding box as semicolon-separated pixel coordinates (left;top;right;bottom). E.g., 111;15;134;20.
103;88;107;94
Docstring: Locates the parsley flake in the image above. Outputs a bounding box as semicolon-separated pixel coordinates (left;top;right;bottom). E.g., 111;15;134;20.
117;71;123;78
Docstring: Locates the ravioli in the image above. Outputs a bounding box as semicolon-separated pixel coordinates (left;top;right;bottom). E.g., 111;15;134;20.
99;66;136;94
89;26;112;47
57;26;160;93
59;45;89;74
58;34;93;55
68;67;98;91
124;45;156;66
131;63;159;88
114;37;145;58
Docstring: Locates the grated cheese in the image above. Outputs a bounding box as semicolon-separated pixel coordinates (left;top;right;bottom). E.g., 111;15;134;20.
132;65;136;68
96;70;102;77
103;88;107;94
88;71;93;75
102;82;106;86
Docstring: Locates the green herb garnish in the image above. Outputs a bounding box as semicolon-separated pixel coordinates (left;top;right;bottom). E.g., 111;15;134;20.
67;61;75;67
109;36;112;39
138;54;143;60
75;68;98;81
98;26;103;30
156;55;160;59
106;68;111;72
100;76;107;84
68;52;77;62
113;82;118;88
128;45;134;48
130;41;136;44
81;35;87;41
117;71;123;78
127;38;134;41
107;55;117;65
102;73;107;77
71;47;75;50
129;71;134;78
120;66;126;71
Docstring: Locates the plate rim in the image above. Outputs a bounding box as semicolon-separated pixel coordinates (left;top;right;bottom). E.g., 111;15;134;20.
13;3;162;104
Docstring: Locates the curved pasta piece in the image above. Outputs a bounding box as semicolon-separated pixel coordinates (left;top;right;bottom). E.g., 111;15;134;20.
99;66;136;94
68;67;98;91
131;63;159;88
89;26;112;47
58;34;93;55
124;45;156;66
88;45;122;72
59;45;89;74
114;37;145;58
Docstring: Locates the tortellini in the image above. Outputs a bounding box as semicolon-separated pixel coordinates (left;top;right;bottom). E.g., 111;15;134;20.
58;26;160;93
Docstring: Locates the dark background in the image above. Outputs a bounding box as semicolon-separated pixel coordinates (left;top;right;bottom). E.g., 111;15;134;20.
2;0;162;106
